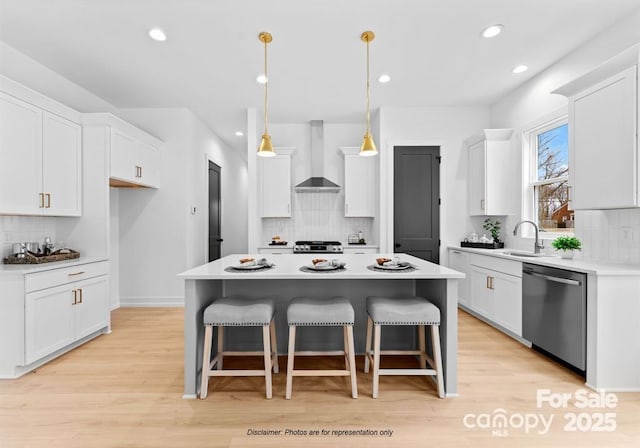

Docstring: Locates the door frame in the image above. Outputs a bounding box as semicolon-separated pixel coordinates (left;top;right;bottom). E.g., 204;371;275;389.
205;155;222;263
380;140;447;261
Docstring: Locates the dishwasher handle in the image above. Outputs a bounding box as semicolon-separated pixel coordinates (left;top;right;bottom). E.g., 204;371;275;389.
524;270;581;286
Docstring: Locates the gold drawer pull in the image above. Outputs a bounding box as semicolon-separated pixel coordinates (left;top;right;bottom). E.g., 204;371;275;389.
68;271;85;277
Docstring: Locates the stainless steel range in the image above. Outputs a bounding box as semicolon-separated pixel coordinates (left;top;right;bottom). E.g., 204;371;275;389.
293;240;343;254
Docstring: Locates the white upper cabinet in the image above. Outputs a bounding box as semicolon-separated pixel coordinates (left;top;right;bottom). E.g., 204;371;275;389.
260;149;294;218
83;113;161;189
466;129;514;216
0;79;81;217
340;147;376;217
554;47;639;210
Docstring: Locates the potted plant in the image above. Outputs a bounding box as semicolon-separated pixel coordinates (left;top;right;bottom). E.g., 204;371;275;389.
551;236;582;259
482;218;504;248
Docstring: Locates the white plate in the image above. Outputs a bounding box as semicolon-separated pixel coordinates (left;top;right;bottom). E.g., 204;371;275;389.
231;264;269;270
373;263;412;271
305;264;344;271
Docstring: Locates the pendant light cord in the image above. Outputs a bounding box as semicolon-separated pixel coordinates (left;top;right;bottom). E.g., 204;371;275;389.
264;38;269;135
365;37;370;135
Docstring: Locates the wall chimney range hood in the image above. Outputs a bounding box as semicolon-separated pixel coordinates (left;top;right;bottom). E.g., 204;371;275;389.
295;120;340;193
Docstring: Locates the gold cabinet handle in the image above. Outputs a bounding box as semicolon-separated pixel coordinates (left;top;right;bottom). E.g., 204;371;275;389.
486;276;490;289
68;271;85;277
480;199;485;211
78;288;83;304
72;289;77;305
45;193;51;208
139;166;142;178
39;193;44;208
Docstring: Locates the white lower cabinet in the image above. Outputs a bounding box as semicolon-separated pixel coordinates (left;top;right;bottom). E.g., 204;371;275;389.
449;248;522;338
0;260;110;378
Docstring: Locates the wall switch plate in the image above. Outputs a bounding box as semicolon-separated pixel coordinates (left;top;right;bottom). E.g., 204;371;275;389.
190;206;197;215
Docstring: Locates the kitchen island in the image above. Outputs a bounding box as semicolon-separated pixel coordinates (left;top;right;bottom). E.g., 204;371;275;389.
177;253;464;399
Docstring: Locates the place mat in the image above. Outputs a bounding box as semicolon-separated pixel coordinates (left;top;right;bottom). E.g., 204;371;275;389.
366;264;416;273
299;266;346;274
224;265;274;273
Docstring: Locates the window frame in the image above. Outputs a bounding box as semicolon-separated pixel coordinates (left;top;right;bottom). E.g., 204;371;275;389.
522;113;573;238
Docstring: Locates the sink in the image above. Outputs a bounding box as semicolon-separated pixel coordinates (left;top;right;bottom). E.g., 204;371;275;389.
502;250;549;258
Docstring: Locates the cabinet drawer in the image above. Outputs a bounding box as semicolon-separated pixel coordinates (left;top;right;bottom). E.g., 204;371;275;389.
25;261;109;293
469;253;521;277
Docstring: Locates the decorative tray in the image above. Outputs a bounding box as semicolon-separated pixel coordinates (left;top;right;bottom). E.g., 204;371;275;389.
3;250;80;265
460;242;505;249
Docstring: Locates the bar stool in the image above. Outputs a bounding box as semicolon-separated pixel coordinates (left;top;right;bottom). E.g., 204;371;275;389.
285;296;358;399
364;296;444;398
200;297;278;399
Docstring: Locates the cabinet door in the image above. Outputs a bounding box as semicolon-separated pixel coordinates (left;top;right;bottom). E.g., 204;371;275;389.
42;112;81;216
492;272;522;336
468;141;486;215
448;250;470;306
137;142;158;187
570;66;637;209
260;155;291;217
74;275;109;340
470;266;493;318
110;128;137;182
25;284;75;364
0;92;42;215
344;154;375;217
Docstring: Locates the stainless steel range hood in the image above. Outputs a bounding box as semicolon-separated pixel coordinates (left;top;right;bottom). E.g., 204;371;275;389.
295;120;340;193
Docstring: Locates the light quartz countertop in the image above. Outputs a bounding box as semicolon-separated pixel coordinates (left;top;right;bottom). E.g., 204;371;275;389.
450;246;640;276
178;253;464;280
0;257;108;276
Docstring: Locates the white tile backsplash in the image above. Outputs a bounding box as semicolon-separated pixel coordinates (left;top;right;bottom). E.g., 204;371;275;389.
0;216;57;258
261;192;374;245
573;209;640;264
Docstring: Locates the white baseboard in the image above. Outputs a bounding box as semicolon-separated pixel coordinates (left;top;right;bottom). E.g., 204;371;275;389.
119;296;185;307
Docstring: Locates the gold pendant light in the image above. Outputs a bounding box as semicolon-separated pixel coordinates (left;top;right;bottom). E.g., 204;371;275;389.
360;30;378;157
257;32;275;157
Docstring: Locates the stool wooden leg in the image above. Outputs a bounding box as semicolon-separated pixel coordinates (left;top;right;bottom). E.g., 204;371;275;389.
346;325;358;399
431;325;445;398
216;325;224;370
418;325;427;369
200;325;213;399
262;324;273;399
343;326;349;370
285;326;296;400
270;318;279;374
372;324;381;399
364;316;373;373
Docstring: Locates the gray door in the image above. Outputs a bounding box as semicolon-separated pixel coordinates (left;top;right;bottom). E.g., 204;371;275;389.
208;161;222;262
394;146;440;263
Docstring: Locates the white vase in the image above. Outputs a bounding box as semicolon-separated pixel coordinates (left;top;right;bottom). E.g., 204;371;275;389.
560;250;575;260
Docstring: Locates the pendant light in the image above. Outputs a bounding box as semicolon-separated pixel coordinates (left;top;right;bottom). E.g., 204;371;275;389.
257;31;275;157
360;30;377;156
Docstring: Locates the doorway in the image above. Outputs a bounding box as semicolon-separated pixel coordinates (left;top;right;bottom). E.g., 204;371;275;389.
208;161;222;262
393;146;440;263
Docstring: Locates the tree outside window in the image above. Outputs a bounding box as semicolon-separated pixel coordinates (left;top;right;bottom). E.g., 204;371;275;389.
532;122;573;233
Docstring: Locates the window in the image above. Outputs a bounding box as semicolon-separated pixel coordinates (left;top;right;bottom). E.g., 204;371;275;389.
525;117;573;234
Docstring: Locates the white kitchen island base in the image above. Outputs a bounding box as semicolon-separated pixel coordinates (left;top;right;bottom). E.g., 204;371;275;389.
178;254;463;399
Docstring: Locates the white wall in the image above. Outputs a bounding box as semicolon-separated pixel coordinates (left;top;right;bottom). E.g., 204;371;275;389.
378;106;492;258
116;108;248;306
490;9;640;263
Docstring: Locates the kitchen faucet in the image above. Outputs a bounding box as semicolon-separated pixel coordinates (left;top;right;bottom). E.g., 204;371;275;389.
513;220;544;254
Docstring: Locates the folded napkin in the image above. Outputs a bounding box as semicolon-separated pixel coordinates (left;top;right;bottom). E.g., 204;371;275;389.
257;258;275;268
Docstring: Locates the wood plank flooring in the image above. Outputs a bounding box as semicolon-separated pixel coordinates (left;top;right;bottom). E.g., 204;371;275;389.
1;308;639;447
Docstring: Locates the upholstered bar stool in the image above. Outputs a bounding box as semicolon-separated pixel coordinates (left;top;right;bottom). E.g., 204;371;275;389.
364;296;444;399
200;297;278;399
285;296;358;399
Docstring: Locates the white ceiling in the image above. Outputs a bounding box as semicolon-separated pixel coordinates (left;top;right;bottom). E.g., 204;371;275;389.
1;0;639;157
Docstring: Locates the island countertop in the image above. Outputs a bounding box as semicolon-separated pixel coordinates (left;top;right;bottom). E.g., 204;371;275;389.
177;253;465;280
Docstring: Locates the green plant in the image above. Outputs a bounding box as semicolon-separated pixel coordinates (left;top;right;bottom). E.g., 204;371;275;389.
551;236;582;251
483;218;501;243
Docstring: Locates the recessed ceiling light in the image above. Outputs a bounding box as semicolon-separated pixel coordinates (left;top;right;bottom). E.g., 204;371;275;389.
481;24;504;38
256;74;268;84
148;28;167;42
235;131;244;136
378;73;391;83
512;64;528;74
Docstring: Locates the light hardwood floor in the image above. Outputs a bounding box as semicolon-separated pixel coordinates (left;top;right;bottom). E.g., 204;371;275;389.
1;308;639;447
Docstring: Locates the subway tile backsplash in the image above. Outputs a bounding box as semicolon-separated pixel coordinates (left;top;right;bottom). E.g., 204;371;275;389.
261;192;374;245
575;209;640;265
0;216;57;258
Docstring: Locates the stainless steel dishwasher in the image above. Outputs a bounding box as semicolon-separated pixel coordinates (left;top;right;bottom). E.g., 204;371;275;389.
522;263;587;371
